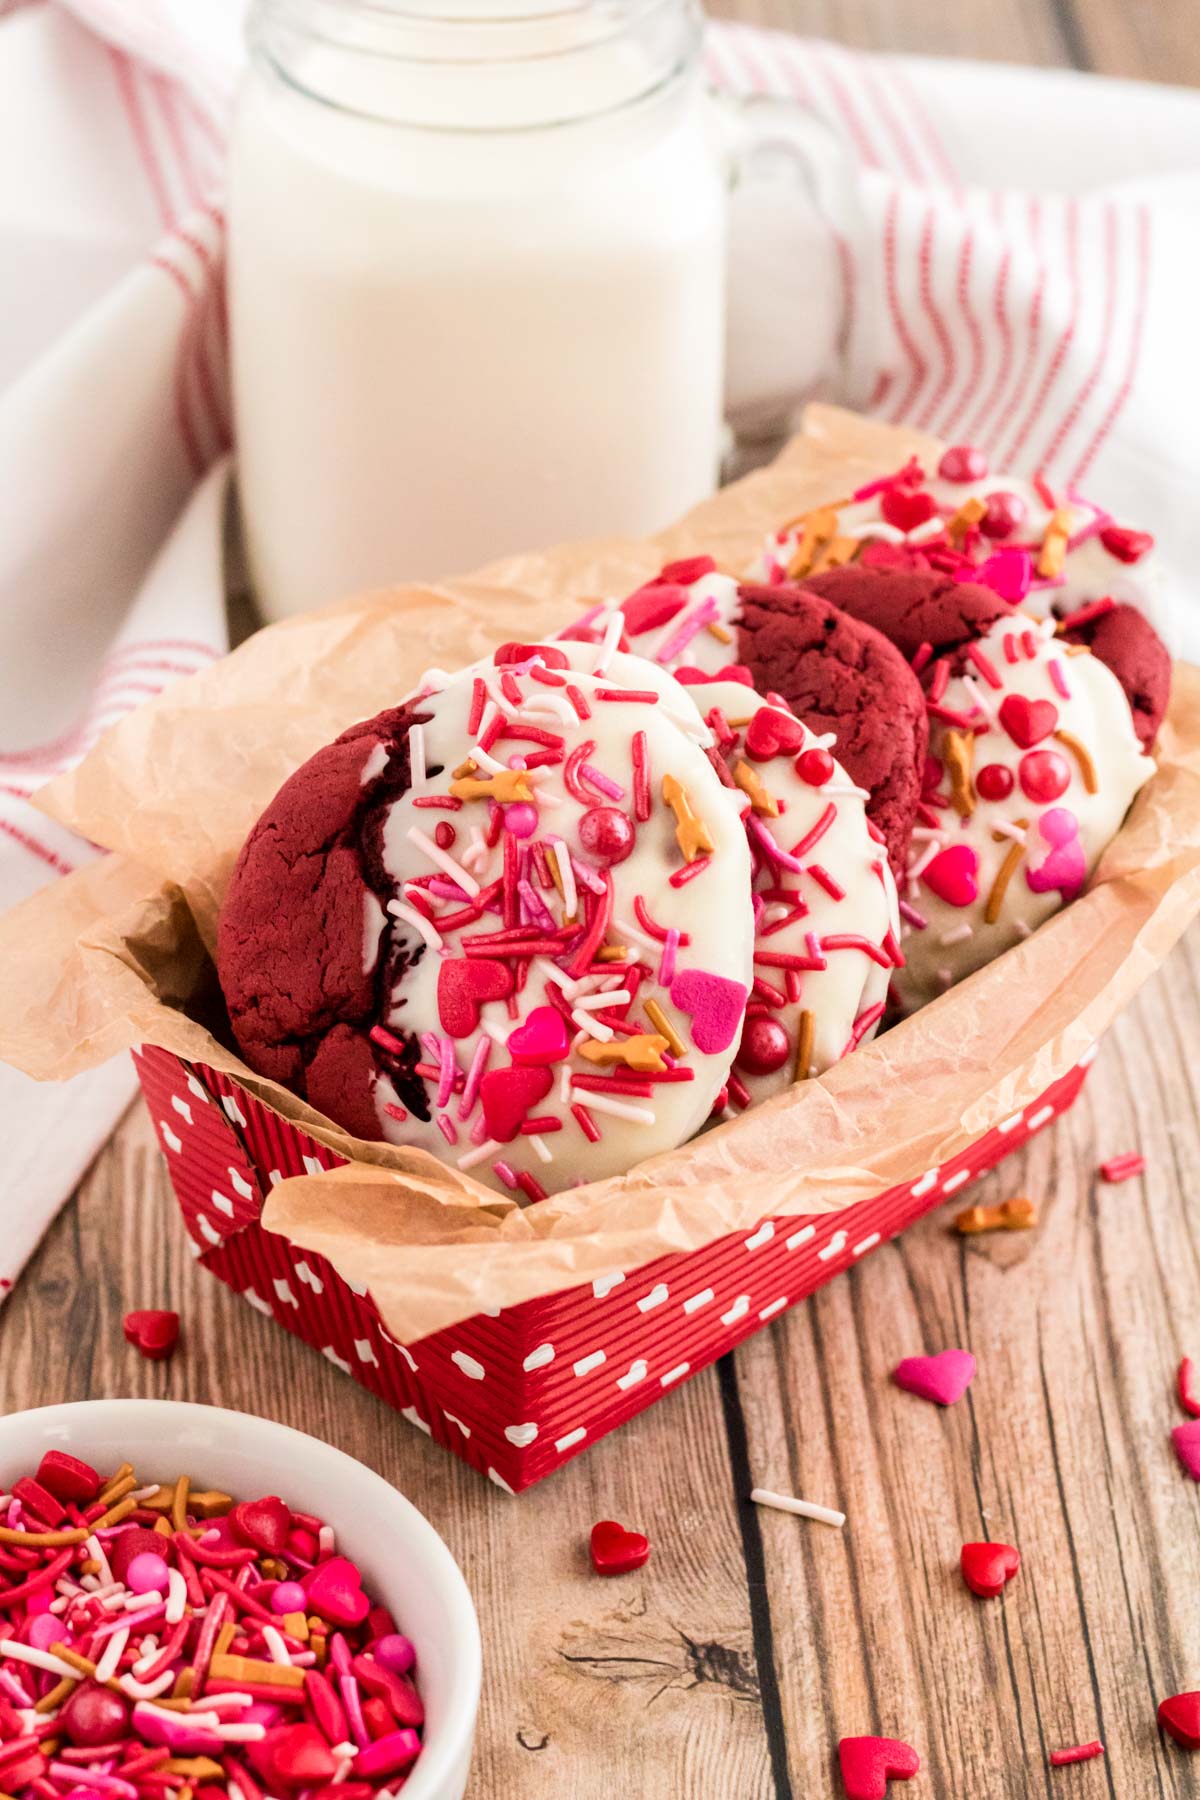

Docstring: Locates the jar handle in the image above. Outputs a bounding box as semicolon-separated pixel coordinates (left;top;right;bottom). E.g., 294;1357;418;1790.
717;92;877;443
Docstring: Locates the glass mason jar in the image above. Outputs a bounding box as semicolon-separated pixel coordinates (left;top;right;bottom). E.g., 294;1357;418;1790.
229;0;727;621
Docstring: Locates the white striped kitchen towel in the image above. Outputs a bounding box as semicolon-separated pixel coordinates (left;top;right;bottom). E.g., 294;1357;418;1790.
1;0;1198;1292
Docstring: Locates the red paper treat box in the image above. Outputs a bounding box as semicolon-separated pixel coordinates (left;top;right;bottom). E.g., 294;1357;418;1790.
135;1043;1092;1491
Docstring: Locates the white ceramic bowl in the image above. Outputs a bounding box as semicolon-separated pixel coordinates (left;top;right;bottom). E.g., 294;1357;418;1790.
0;1400;481;1800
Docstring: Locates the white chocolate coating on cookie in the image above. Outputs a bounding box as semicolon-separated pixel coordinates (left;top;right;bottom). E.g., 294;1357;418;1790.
682;678;900;1107
561;560;744;681
893;615;1154;1011
752;455;1175;648
372;641;754;1195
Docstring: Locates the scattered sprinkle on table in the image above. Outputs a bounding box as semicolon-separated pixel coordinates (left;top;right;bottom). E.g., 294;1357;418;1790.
589;1519;650;1576
1050;1741;1105;1767
122;1309;180;1361
838;1734;920;1798
0;1449;425;1797
750;1488;845;1529
892;1348;976;1406
1171;1420;1200;1480
960;1541;1020;1598
1179;1356;1200;1418
953;1196;1037;1234
1158;1690;1200;1749
1099;1152;1145;1183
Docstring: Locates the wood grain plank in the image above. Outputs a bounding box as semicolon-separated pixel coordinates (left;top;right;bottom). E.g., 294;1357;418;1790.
0;1103;774;1800
735;927;1200;1797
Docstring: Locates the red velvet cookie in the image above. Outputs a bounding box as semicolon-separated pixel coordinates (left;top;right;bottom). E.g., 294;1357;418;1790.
734;582;928;874
218;642;756;1195
796;564;1009;661
217;705;428;1140
561;561;928;874
1062;601;1171;748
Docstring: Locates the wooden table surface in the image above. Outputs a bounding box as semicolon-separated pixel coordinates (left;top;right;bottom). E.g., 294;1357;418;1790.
5;3;1200;1797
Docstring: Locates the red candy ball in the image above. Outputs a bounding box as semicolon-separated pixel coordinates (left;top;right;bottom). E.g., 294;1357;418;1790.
975;763;1015;802
61;1683;130;1747
1018;749;1071;803
938;444;988;484
433;820;456;851
735;1015;791;1076
794;748;835;787
922;753;944;795
980;491;1028;540
578;806;635;865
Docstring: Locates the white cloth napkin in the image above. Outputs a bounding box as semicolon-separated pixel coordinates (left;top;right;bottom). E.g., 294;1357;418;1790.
2;0;1199;1295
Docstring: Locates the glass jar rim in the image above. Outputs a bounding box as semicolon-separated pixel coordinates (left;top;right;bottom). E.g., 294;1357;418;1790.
248;0;703;132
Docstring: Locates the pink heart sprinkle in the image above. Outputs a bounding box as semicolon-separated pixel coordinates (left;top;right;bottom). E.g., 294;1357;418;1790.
920;844;979;909
1173;1420;1200;1480
304;1556;369;1626
668;969;749;1055
838;1735;921;1799
1025;806;1085;902
506;1006;569;1066
974;548;1032;602
893;1348;976;1406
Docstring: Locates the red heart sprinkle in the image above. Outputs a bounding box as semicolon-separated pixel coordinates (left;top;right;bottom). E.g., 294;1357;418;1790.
36;1450;101;1503
437;957;514;1038
480;1064;554;1143
111;1527;171;1585
960;1541;1020;1598
304;1556;370;1627
920;844;979;908
1100;524;1154;564
262;1723;338;1790
122;1309;180;1361
893;1348;976;1406
506;1006;569;1066
353;1656;426;1728
1179;1357;1200;1418
880;487;939;533
11;1478;66;1528
230;1495;292;1556
1158;1690;1200;1749
838;1735;921;1798
999;693;1059;749
493;642;569;668
745;706;807;762
618;584;689;636
590;1519;651;1576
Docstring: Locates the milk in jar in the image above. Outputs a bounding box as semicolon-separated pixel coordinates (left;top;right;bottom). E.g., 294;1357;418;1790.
229;0;727;620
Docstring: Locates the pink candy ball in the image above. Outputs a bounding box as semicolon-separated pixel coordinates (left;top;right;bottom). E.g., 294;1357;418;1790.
61;1683;130;1747
938;444;988;484
271;1580;309;1615
578;806;635;866
26;1613;69;1652
503;802;538;839
980;491;1028;540
372;1632;417;1676
125;1551;170;1595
